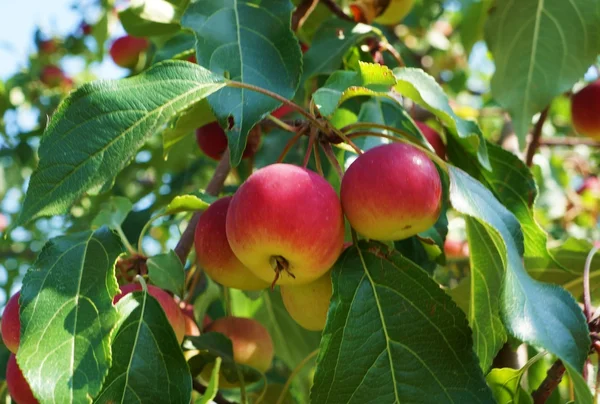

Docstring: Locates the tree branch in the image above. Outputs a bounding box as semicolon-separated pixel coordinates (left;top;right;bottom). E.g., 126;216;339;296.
532;360;566;404
540;137;600;147
174;151;231;264
525;107;549;167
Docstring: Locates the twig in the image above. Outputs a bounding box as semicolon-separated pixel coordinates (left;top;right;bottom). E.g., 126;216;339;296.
321;142;344;179
379;41;405;67
174;151;231;264
540;137;600;147
277;125;309;163
192;380;234;404
532;360;566;404
275;349;319;404
292;0;319;31
321;0;353;21
583;246;599;321
303;127;318;167
525;107;549;167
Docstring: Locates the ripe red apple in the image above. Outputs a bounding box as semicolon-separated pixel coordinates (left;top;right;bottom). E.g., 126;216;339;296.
195;197;269;290
40;66;65;88
6;354;38;404
226;164;345;285
280;271;332;331
341;143;442;241
205;317;274;373
114;284;186;343
571;80;600;139
39;39;58;55
1;292;21;354
109;35;149;68
195;122;261;161
415;121;446;159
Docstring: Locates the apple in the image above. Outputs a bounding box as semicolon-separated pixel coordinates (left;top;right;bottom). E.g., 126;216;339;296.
341;143;442;241
6;354;38;404
350;0;415;25
226;164;345;285
375;0;415;24
444;239;469;258
415;121;446;159
109;35;149;68
184;313;201;337
205;317;274;373
195;197;269;290
280;271;332;331
40;65;65;88
195;122;261;161
571;80;600;139
114;284;186;343
1;291;21;354
39;39;57;55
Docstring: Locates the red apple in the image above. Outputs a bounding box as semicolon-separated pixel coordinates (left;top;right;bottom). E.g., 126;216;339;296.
6;354;38;404
1;292;21;354
114;284;186;343
109;35;149;68
272;105;295;119
40;65;65;88
571;80;600;139
195;122;261;160
195;197;269;290
226;164;345;285
39;39;58;55
280;271;332;331
415;121;446;159
341;143;442;241
444;239;468;258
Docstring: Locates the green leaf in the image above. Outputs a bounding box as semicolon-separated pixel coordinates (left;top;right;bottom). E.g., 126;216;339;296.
484;0;600;146
147;250;185;296
18;227;124;403
95;290;192;403
312;62;397;116
92;196;133;230
196;357;222;404
192;276;221;326
564;362;594;404
393;67;490;170
458;0;493;54
465;218;507;372
153;32;196;63
18;61;226;224
448;166;590;371
163;99;216;157
311;242;493;403
165;193;211;215
92;11;110;61
486;368;533;404
119;0;188;36
181;0;302;166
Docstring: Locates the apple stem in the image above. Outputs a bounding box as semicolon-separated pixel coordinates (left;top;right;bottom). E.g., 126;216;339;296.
303;127;318;168
321;143;344;179
134;274;148;294
276;125;309;163
292;0;319;31
270;255;294;290
266;114;298;133
525;106;549;167
313;141;324;176
378;41;405;67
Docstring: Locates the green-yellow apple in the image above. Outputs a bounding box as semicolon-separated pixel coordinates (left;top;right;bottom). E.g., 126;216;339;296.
114;284;186;343
195;123;261;160
226;164;345;285
416;121;446;159
1;291;21;354
350;0;415;25
195;197;269;290
109;35;149;68
280;271;332;331
571;80;600;139
7;354;38;404
341;143;442;241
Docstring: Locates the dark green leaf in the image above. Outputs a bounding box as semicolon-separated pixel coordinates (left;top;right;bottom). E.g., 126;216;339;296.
153;32;196;63
95;290;192;403
163;99;216;157
19;61;226;224
92;196;133;230
311;242;493;403
192;276;222;326
18;227;124;403
181;0;302;166
458;0;493;54
147;250;185;296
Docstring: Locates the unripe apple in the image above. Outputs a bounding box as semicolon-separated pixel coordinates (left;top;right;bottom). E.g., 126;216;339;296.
375;0;415;24
571;80;600;139
1;291;21;354
341;143;442;241
280;271;332;331
226;164;345;285
114;284;186;343
109;35;149;68
7;354;38;404
195;122;261;160
195;197;269;290
40;65;65;88
205;317;274;373
350;0;415;25
415;121;446;159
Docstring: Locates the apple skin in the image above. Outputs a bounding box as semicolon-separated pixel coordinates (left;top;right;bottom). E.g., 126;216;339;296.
205;317;274;373
7;354;38;404
226;164;345;285
109;36;149;68
114;284;186;343
195;197;269;291
1;292;21;354
40;66;65;88
280;271;332;331
341;143;442;241
415;121;446;159
375;0;415;25
195;122;261;160
571;80;600;139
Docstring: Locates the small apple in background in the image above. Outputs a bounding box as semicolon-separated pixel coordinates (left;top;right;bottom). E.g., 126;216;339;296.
444;238;469;259
40;65;66;88
6;354;38;404
1;291;21;354
571;80;600;139
415;121;446;159
349;0;415;25
195;122;261;161
38;39;58;55
0;213;8;232
280;271;332;331
341;143;442;241
226;164;345;286
195;197;269;291
109;35;149;68
114;284;186;343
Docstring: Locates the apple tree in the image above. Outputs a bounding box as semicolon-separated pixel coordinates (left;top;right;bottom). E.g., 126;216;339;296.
1;0;600;403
